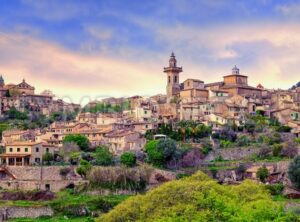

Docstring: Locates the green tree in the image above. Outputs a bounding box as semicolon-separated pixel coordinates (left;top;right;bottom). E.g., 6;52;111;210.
120;152;136;167
76;159;92;177
256;166;269;183
288;156;300;189
42;152;54;164
93;146;113;166
63;134;90;151
145;139;176;167
99;171;296;222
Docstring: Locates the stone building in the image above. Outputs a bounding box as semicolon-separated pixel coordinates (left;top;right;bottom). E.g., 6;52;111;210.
0;142;55;166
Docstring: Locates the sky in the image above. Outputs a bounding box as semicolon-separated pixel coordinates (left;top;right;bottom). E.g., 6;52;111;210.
1;0;300;105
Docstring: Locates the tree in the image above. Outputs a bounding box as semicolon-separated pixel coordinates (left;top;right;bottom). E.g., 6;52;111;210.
120;152;136;167
76;159;92;178
42;152;54;164
145;139;177;167
256;166;269;183
59;142;80;162
93;146;113;166
99;171;296;222
281;141;298;158
63;134;90;151
288;156;300;189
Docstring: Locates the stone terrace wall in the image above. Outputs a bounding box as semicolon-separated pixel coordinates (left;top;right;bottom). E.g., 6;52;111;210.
0;166;85;192
204;147;260;162
0;206;53;221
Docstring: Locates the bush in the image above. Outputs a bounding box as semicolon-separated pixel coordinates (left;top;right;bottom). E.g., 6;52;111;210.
76;159;92;177
272;144;283;157
120;152;136;167
59;167;71;177
288;156;300;189
220;140;233;148
93;146;113;166
256;166;269;183
99;171;296;221
236;135;250;147
63;134;90;151
265;183;284;195
264;133;282;145
274;125;292;133
145;139;176;167
281;141;298;158
42;152;54;164
258;145;272;159
88;166;152;191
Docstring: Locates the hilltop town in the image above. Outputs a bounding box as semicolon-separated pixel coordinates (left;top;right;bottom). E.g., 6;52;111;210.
0;53;300;221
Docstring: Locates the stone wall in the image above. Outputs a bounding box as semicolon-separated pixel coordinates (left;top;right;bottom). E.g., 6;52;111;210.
0;206;53;221
204;147;260;162
0;166;85;192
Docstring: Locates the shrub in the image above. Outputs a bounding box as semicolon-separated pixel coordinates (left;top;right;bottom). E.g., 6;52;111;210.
42;152;54;164
236;135;250;147
76;159;92;177
145;139;176;167
272;144;283;157
120;152;136;167
258;145;272;159
265;183;284;195
264;133;282;145
288;156;300;189
93;146;113;166
88;166;152;191
220;140;233;148
59;167;71;177
63;134;90;151
294;137;300;145
275;125;292;133
256;166;269;183
98;171;296;222
201;139;212;155
281;141;298;158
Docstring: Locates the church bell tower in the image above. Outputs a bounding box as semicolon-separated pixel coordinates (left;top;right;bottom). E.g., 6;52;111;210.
164;52;182;103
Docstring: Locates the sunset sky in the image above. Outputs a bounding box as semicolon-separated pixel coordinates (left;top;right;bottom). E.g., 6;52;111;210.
1;0;300;104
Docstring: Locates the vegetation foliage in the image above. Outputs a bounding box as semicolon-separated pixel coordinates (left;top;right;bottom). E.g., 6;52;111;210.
99;171;296;222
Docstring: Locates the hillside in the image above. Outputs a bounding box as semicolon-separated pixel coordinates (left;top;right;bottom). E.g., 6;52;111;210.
99;171;298;222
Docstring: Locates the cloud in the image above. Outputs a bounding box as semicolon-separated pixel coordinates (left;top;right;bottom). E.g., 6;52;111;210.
142;22;300;89
276;2;300;17
20;0;92;21
0;32;165;105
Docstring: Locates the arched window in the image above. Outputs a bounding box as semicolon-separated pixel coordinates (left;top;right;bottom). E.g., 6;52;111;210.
174;76;177;83
168;76;171;83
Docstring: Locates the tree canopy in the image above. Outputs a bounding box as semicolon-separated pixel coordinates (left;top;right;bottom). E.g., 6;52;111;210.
63;134;90;151
98;171;296;222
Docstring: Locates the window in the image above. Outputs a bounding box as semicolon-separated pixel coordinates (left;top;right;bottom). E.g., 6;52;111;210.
174;76;177;83
25;148;28;152
144;110;147;114
35;158;40;163
17;148;20;152
36;147;39;152
168;76;171;83
9;148;13;152
46;148;49;153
